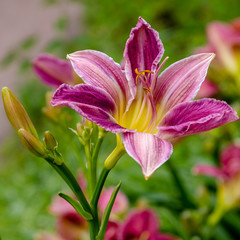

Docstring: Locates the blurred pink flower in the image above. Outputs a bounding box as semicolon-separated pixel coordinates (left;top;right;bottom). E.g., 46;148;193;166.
98;187;129;217
33;53;82;87
193;143;240;210
193;143;240;180
196;17;240;97
118;209;180;240
197;18;240;77
49;195;88;240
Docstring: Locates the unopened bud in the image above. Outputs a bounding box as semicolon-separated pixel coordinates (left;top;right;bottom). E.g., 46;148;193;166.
2;87;38;138
18;128;47;158
43;131;58;151
76;121;92;144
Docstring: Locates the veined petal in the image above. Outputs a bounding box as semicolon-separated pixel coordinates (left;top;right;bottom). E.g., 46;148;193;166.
124;17;164;99
158;98;239;140
193;164;225;180
123;132;173;179
51;84;128;133
33;53;74;87
153;53;215;112
67;50;129;109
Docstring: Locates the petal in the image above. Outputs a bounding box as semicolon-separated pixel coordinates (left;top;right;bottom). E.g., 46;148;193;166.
124;17;164;99
51;84;129;133
119;209;159;239
192;164;225;180
153;53;215;112
158;98;239;140
67;50;129;108
123;132;173;179
33;53;74;87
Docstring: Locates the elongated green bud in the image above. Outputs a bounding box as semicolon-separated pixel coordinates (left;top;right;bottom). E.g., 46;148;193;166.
18;128;47;158
43;130;58;151
2;87;38;138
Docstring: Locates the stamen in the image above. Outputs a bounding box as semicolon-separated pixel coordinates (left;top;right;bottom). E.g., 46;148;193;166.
135;68;154;91
151;56;169;90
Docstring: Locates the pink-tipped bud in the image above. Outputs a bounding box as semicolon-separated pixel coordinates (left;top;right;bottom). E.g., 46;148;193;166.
18;128;47;158
2;87;38;138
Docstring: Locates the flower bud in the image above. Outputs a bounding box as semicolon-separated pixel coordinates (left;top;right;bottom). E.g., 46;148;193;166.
2;87;38;138
43;130;58;151
18;128;47;158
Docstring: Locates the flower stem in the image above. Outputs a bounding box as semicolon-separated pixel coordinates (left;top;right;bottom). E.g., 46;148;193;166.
45;158;97;240
166;160;196;209
92;128;106;190
45;158;91;212
84;142;95;199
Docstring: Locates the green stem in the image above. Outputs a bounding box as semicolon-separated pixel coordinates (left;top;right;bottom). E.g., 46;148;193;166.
46;159;91;212
92;130;105;186
84;143;95;198
166;160;196;209
45;159;96;240
91;167;110;207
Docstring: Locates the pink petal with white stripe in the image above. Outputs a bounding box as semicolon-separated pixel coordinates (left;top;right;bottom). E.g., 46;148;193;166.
123;132;173;179
153;53;215;112
67;50;129;108
158;98;239;140
51;84;130;133
124;17;164;99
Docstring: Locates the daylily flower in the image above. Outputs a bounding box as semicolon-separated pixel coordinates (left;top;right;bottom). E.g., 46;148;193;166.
196;17;240;96
118;209;179;240
193;144;240;211
33;53;82;87
52;17;238;179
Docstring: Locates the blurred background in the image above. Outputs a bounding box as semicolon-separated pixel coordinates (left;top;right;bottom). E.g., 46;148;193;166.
1;0;240;239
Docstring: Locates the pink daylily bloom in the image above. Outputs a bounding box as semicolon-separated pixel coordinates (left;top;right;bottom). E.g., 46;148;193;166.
118;209;179;240
196;17;240;78
52;17;239;179
33;53;78;87
194;143;240;180
194;144;240;210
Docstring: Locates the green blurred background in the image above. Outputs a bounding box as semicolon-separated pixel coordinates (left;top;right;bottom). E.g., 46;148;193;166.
1;0;240;239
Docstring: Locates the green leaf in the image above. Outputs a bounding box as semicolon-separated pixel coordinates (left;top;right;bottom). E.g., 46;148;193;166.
96;182;121;240
59;192;93;220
